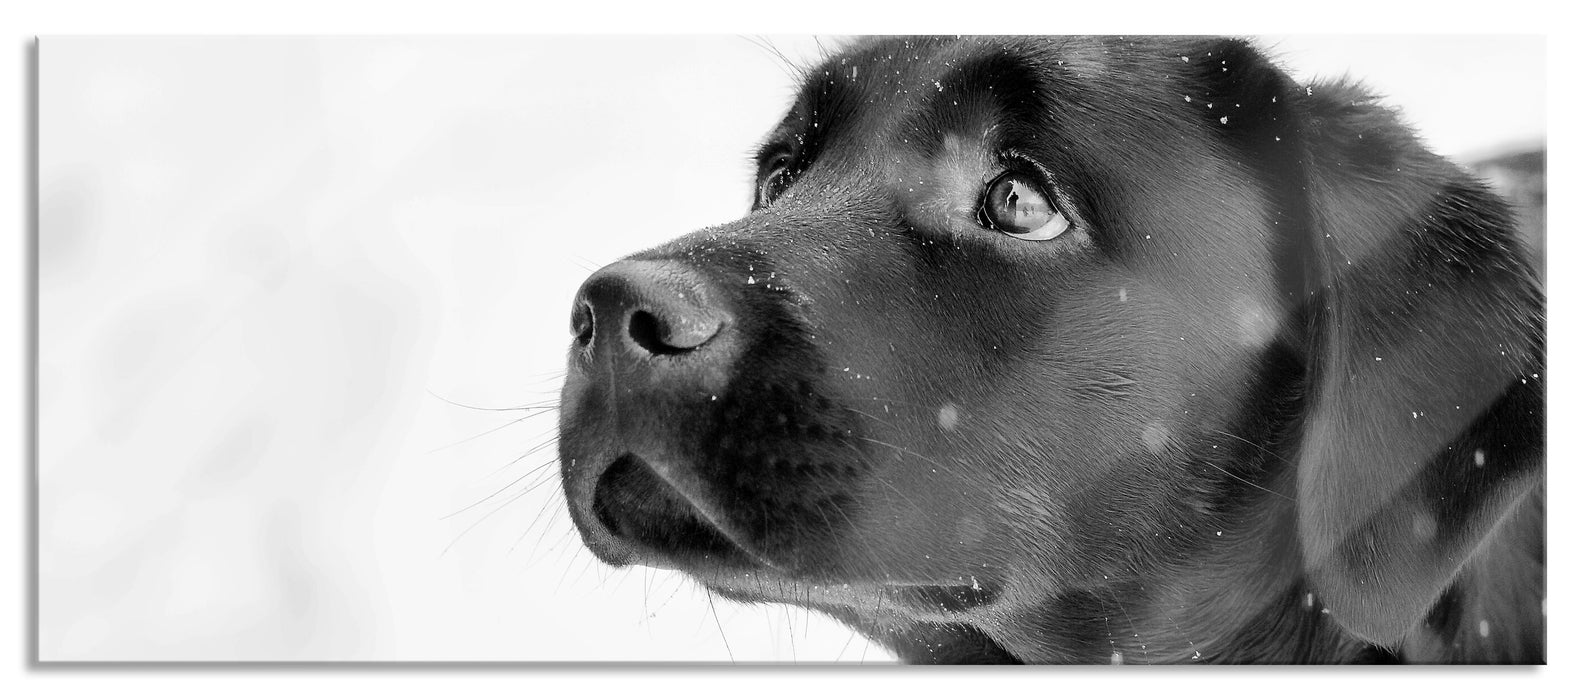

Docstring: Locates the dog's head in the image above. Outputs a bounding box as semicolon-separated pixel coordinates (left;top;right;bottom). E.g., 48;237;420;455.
556;36;1543;663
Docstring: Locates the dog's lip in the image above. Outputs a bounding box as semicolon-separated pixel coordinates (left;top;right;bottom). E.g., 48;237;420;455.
644;456;796;569
691;562;1006;615
579;446;1006;612
591;452;784;571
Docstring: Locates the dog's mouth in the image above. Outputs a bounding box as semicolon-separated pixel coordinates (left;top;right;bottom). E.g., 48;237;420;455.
590;453;767;572
586;452;1004;615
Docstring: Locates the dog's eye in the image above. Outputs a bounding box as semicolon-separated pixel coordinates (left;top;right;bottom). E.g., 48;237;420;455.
978;172;1070;241
758;156;794;206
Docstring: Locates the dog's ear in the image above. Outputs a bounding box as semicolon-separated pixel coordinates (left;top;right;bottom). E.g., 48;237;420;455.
1275;76;1545;643
1190;37;1543;643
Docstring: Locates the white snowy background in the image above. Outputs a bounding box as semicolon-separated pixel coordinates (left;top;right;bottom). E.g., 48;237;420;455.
37;35;1544;662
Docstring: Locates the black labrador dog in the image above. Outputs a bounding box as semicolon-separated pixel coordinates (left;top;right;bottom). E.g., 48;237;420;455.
556;36;1545;664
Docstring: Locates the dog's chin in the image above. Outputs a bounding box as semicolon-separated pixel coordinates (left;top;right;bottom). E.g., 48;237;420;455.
703;573;1005;623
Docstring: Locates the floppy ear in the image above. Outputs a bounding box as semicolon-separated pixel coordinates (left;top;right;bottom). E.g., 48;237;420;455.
1284;79;1545;644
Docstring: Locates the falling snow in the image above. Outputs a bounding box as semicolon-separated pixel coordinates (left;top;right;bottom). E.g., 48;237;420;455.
937;403;961;431
1142;423;1171;454
1411;511;1437;540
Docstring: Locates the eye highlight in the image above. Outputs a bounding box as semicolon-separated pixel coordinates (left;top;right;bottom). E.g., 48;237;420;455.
977;172;1070;241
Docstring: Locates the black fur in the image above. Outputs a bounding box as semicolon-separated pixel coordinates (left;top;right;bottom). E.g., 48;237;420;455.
556;36;1545;664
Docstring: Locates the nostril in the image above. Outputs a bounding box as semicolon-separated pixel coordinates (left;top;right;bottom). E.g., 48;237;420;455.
627;310;670;354
629;309;721;355
572;260;731;358
571;302;594;346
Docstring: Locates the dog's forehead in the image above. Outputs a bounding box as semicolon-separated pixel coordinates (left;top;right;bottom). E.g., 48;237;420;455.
770;36;1217;190
781;37;1000;144
785;36;1140;138
811;36;1108;101
768;37;1068;198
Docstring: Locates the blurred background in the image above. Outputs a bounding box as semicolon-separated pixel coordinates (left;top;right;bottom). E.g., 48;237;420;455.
37;35;1544;662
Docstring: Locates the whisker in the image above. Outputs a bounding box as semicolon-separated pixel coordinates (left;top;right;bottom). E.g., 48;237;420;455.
652;570;689;616
565;551;599;592
782;605;797;661
836;627;858;662
527;521;577;569
846;395;941;411
479;436;560;480
1192;441;1295;502
508;484;570;555
427;409;557;454
433;408;550;452
570;255;604;273
428;389;555;413
842;406;898;429
522;503;579;563
854;435;955;473
1206;428;1298;468
440;482;542;557
705;589;736;663
441;456;558;521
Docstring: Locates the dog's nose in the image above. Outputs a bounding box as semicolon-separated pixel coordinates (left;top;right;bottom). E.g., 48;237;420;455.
571;260;729;357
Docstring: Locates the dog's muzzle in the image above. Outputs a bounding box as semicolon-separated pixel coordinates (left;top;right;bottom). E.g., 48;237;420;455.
556;252;870;577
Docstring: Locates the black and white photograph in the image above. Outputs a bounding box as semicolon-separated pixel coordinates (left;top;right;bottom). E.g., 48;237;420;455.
23;17;1562;680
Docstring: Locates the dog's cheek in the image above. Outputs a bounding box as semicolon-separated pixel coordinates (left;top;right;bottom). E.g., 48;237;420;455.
960;276;1274;579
